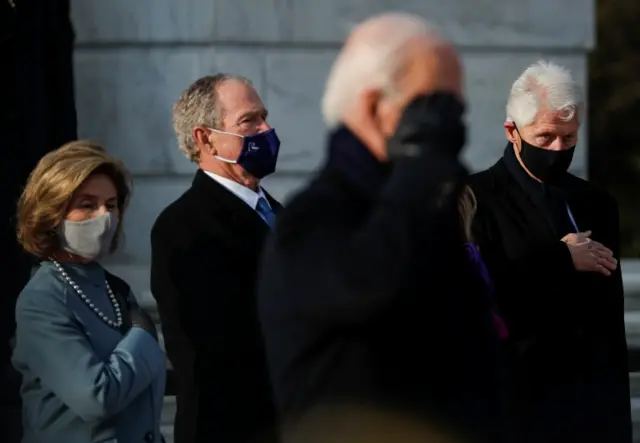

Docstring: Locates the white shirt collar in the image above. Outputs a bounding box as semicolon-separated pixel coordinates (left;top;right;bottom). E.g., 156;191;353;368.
202;170;268;210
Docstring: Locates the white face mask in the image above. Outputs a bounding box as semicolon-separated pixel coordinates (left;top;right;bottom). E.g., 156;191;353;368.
57;212;119;261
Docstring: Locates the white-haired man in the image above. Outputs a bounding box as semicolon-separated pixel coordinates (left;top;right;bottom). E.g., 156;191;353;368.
468;61;631;442
150;74;281;443
257;12;506;443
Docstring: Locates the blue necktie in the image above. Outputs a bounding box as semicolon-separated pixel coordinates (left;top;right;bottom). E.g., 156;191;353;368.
256;197;276;228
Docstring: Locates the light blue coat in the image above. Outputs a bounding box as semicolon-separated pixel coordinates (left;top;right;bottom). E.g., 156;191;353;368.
12;261;166;443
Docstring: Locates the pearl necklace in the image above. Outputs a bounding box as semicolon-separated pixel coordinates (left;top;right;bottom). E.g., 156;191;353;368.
50;259;123;329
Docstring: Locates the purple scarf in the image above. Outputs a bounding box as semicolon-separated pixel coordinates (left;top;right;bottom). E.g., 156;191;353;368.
464;242;509;340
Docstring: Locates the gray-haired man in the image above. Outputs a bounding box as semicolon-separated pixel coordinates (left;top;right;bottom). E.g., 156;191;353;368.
150;74;281;443
468;61;631;442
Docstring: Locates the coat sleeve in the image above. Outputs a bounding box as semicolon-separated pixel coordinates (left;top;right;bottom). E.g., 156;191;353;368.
150;220;202;356
594;198;632;439
468;194;579;324
263;149;467;326
152;224;259;357
14;289;166;422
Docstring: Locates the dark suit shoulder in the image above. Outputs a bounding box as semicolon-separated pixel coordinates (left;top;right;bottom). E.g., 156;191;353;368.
563;173;618;207
150;186;198;240
277;172;336;219
468;165;497;184
268;171;352;251
467;160;507;200
263;190;283;212
468;162;617;208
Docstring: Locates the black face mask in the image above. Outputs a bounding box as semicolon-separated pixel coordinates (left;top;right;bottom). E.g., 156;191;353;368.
516;132;575;183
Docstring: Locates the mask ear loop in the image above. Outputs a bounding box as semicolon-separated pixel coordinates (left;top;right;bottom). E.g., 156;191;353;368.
214;155;238;164
510;123;527;156
208;127;244;139
207;127;242;164
512;123;521;146
200;128;216;158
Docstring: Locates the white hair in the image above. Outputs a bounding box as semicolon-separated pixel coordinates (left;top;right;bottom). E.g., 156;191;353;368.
506;60;584;127
321;13;439;129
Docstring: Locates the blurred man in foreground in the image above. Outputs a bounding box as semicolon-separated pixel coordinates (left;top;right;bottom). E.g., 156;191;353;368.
468;61;631;442
258;12;506;443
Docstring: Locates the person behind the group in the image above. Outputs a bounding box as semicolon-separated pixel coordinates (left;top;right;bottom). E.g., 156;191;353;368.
150;74;281;443
468;60;631;442
458;186;509;341
12;141;166;443
257;12;506;443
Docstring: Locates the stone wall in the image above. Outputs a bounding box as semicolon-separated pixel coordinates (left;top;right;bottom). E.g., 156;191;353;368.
71;3;640;441
71;0;595;271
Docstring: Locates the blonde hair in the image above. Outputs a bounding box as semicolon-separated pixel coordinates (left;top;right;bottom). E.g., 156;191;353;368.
458;185;477;243
16;140;132;259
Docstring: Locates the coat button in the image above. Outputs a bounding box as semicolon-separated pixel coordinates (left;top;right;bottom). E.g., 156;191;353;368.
144;431;154;442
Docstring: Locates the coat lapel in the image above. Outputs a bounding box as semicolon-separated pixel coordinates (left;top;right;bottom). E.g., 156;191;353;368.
190;170;277;253
489;160;558;241
264;190;283;215
562;179;598;237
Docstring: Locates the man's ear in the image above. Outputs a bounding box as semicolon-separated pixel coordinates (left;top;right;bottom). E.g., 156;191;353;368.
344;88;388;161
504;121;518;145
372;89;407;141
360;87;383;127
193;126;214;154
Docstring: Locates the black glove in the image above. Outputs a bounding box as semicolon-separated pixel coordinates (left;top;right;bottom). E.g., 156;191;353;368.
130;305;158;341
387;92;466;160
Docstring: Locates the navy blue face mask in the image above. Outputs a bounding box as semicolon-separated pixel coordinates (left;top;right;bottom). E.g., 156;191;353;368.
209;127;281;179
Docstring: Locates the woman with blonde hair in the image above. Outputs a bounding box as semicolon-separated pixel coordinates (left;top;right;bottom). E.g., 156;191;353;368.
458;185;508;340
12;141;166;443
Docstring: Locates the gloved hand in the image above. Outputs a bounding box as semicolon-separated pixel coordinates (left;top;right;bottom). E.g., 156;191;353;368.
387;92;466;161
